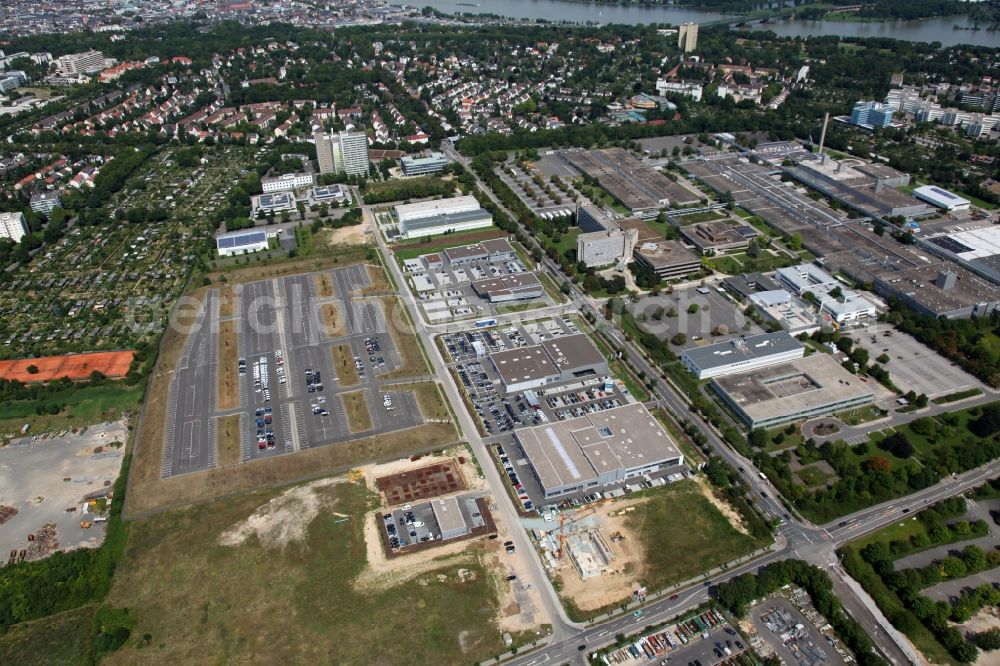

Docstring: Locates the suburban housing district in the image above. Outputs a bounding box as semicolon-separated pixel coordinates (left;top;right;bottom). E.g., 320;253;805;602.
0;11;998;666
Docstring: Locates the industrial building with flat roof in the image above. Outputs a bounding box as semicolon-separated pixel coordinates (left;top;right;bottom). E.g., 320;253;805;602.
442;238;516;265
913;185;970;211
722;272;781;300
514;403;684;499
489;333;609;392
401;151;449;177
431;496;468;540
395;195;494;239
632;240;702;280
873;264;1000;319
748;290;822;336
30;191;61;215
559;148;699;216
216;229;269;256
712;354;884;429
680;219;758;255
787;158;932;219
310;184;348;203
680;332;805;380
252;191;296;215
920;225;1000;286
471;273;543;303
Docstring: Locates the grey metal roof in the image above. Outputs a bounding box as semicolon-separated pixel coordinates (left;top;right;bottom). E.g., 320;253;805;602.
402;208;492;231
682;332;803;371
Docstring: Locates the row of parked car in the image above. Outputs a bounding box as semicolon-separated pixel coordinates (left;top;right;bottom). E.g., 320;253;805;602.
496;444;533;512
254;405;275;450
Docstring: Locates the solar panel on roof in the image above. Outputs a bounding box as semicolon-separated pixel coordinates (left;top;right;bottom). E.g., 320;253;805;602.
931;187;958;200
217;231;266;249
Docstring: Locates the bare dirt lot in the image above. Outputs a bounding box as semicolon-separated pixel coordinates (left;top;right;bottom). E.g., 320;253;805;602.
375;460;467;506
126;420;459;516
555;498;649;613
217;320;239;411
0;421;127;559
323;218;371;247
360;263;393;295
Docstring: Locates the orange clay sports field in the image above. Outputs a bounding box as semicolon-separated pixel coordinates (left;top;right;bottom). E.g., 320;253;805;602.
0;351;135;383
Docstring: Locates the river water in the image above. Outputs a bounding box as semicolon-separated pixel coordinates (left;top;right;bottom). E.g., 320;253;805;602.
418;0;1000;47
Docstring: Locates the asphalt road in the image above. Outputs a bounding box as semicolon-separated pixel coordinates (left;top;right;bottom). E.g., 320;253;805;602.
163;289;217;476
431;145;1000;666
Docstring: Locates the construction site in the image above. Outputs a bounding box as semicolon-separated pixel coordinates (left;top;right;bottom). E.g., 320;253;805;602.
529;499;648;612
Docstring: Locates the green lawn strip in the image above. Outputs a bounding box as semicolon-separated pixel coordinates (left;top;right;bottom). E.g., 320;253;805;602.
932;389;983;405
609;359;649;403
795;465;831;487
651;408;706;467
538;227;580;259
835;405;885;426
496;302;547;315
0;382;143;438
392;229;505;262
626;479;761;592
537;271;567;304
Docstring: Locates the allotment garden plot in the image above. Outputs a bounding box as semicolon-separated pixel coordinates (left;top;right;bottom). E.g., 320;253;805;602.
162;264;427;477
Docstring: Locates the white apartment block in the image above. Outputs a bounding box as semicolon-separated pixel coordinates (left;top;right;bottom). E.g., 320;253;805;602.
315;130;369;176
0;211;28;243
261;172;315;193
56;50;106;75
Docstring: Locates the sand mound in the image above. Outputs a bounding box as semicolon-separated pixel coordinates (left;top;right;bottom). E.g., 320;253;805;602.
217;477;344;548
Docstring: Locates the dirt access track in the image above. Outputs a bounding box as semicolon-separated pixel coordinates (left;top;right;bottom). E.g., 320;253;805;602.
0;351;135;383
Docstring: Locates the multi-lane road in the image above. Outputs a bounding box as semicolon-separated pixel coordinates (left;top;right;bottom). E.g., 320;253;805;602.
410;147;999;666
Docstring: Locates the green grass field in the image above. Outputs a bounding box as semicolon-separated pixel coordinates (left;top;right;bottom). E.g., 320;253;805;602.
539;227;580;259
392;229;504;262
835;405;885;426
626;480;761;591
0;605;96;666
795;465;831;488
102;479;505;665
0;382;143;438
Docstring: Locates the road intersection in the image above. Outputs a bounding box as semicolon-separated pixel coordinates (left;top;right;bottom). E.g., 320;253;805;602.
375;152;1000;666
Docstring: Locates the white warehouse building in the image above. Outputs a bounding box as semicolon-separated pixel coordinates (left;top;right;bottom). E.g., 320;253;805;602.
395;195;493;239
680;332;805;380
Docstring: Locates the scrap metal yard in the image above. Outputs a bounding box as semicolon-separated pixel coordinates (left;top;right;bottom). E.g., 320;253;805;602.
162;264;427;478
0;421;126;563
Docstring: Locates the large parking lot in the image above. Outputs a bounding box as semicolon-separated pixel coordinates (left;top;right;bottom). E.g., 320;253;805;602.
162;265;427;477
629;286;763;349
602;608;749;666
846;324;987;399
